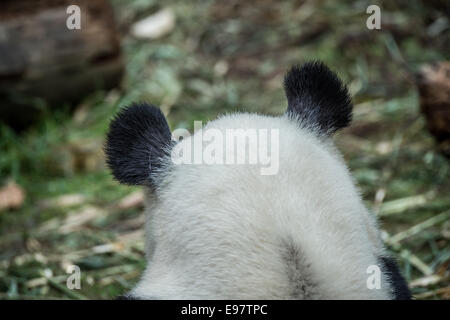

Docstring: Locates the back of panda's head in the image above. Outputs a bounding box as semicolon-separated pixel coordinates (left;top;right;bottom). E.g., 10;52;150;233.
104;61;353;188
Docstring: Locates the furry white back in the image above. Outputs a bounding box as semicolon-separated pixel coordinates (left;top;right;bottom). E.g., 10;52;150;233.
131;114;392;299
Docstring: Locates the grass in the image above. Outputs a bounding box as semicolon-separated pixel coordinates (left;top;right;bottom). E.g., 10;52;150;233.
0;0;449;299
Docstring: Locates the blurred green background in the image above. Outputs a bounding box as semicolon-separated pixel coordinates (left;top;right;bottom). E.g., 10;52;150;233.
0;0;449;299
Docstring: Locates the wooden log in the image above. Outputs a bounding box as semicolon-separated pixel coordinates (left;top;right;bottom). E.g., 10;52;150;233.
416;61;450;157
0;0;124;128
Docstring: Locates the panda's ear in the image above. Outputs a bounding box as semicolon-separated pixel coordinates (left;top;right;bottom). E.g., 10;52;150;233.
283;61;353;135
105;103;172;188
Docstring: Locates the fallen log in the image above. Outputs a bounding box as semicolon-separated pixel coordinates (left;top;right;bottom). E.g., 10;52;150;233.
0;0;124;129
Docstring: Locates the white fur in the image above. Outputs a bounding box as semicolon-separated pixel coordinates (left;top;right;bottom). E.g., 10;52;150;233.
131;113;393;299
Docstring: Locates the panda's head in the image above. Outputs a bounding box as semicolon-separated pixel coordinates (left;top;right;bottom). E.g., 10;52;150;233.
105;61;411;300
105;61;352;188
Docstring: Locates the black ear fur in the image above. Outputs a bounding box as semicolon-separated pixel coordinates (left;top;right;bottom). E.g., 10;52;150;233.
105;103;172;188
284;61;353;135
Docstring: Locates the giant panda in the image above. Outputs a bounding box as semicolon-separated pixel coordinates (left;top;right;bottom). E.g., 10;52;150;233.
105;61;411;300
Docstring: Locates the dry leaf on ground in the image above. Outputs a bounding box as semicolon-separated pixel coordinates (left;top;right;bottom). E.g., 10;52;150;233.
0;181;25;211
